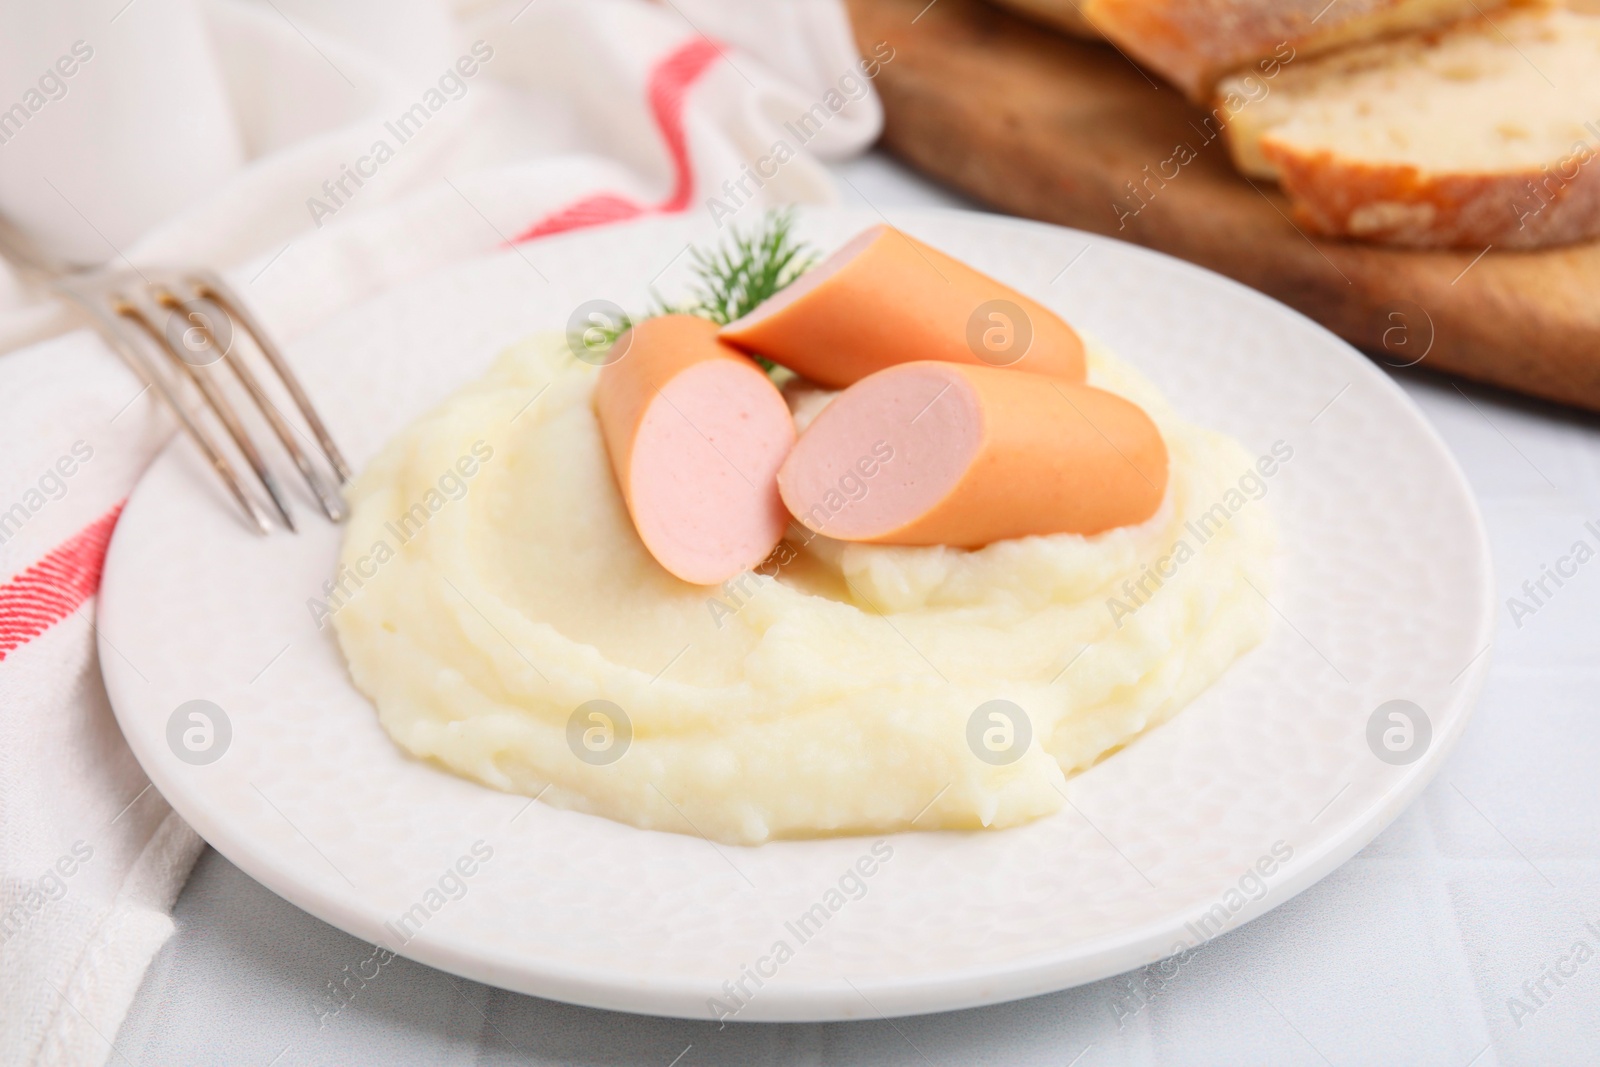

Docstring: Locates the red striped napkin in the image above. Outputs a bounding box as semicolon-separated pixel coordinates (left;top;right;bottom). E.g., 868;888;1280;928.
0;1;879;1060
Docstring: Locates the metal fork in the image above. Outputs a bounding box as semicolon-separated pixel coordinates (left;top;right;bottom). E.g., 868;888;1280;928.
0;215;347;534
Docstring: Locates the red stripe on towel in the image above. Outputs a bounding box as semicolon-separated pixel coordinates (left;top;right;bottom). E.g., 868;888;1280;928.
514;36;725;241
0;502;125;662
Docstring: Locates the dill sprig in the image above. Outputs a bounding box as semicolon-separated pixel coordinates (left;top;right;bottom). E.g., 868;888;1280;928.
575;310;634;354
662;207;817;328
561;208;812;377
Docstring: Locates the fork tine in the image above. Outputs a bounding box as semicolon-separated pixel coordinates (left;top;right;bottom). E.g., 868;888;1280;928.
57;282;274;534
117;296;298;532
155;284;347;523
194;271;351;484
223;350;348;522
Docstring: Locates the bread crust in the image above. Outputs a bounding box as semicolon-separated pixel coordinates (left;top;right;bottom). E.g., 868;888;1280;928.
1261;140;1600;249
1086;0;1509;98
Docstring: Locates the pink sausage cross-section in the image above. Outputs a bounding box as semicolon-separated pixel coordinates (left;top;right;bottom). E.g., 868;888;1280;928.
778;361;1168;547
594;316;795;585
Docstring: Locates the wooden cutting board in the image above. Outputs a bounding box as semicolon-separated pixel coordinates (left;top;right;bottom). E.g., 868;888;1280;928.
846;0;1600;412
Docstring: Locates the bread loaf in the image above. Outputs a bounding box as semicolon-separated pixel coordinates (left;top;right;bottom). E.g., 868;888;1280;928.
1219;4;1600;249
1078;0;1512;98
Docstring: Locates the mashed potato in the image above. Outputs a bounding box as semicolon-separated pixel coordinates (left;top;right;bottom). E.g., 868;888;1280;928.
330;335;1278;845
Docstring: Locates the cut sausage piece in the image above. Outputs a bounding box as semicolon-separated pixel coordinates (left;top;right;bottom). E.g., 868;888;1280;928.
778;362;1167;547
720;226;1086;388
595;315;795;585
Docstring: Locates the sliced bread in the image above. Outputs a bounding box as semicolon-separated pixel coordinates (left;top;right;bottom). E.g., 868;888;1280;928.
1219;4;1600;249
1080;0;1514;98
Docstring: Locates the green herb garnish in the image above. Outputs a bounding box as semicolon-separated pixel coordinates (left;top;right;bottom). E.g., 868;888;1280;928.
579;310;634;353
573;208;815;378
659;207;817;333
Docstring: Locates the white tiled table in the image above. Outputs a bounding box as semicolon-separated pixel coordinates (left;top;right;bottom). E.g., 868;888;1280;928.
114;154;1600;1067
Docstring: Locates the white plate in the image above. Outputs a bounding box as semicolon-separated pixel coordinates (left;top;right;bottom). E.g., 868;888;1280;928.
98;209;1494;1022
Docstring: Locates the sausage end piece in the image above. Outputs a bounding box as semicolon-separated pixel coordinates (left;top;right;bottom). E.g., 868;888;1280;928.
596;316;795;585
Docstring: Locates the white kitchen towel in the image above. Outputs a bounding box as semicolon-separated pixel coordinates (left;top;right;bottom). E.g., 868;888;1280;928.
0;1;885;1063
